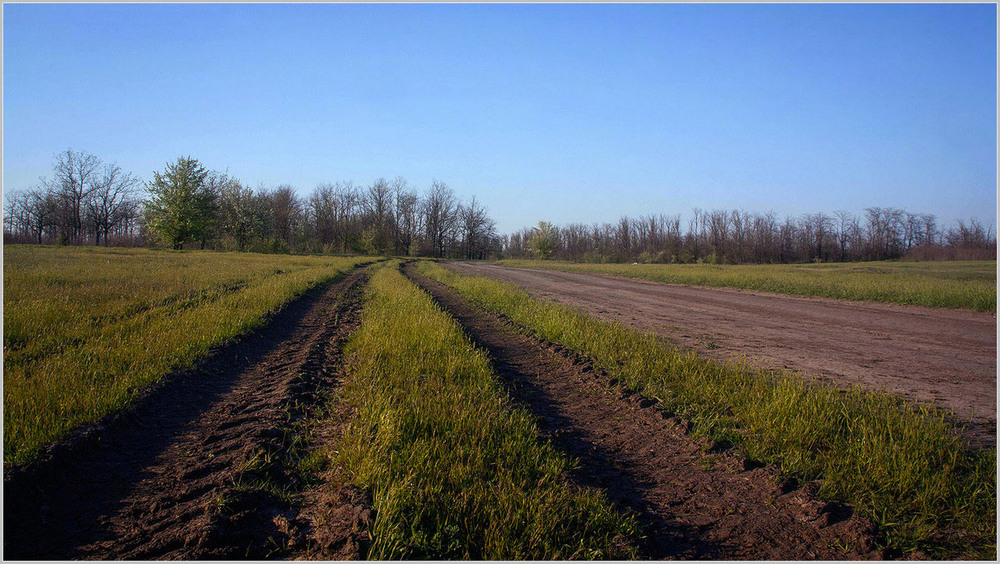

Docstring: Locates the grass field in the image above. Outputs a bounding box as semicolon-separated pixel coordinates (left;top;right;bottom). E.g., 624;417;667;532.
496;259;997;312
419;260;996;559
3;245;373;467
332;262;636;559
5;246;994;558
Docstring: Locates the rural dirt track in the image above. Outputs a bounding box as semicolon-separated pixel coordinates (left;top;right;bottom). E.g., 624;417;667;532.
447;262;998;447
404;262;884;560
2;259;985;560
3;270;372;560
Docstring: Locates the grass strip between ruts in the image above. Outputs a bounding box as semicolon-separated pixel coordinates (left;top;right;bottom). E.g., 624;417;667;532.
418;260;996;560
334;261;637;559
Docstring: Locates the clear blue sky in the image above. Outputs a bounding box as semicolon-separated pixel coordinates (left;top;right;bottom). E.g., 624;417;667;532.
3;2;996;234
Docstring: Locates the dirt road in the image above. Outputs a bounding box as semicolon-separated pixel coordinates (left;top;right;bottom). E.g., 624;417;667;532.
405;263;883;559
447;262;997;446
2;260;984;559
3;271;371;560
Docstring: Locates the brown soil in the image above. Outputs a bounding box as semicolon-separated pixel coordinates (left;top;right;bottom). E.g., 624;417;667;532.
447;262;998;447
3;270;372;560
404;263;886;560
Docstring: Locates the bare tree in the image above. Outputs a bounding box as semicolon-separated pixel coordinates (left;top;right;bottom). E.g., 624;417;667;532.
422;180;459;257
920;214;939;247
24;187;59;244
85;163;141;246
613;216;633;261
729;210;749;263
50;149;102;244
334;182;362;253
4;189;31;242
833;210;853;261
707;209;730;263
803;212;833;261
308;182;361;252
864;207;907;260
458;196;498;259
391;177;418;255
362;178;394;254
749;211;778;263
271;185;302;251
562;222;593;262
309;183;337;248
946;218;994;249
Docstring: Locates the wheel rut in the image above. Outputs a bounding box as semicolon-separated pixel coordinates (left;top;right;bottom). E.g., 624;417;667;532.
4;269;373;560
403;262;885;560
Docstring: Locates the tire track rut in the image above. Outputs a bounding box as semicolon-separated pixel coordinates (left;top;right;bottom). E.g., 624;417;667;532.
4;269;372;560
404;262;884;560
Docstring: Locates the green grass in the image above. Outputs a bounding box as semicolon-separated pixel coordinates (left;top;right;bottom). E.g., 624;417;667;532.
496;259;997;312
3;245;374;467
333;261;637;559
419;260;997;559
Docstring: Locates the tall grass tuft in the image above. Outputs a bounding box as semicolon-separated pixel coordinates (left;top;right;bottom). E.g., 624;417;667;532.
335;262;636;559
497;259;997;312
419;261;996;559
3;245;372;467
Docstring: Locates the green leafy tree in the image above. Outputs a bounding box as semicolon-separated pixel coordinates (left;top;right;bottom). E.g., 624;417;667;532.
143;157;216;249
359;224;380;255
218;179;267;252
529;220;557;260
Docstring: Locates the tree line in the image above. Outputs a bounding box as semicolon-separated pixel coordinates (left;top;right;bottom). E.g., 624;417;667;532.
506;207;996;264
4;151;501;259
5;149;995;264
3;150;143;247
